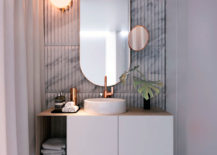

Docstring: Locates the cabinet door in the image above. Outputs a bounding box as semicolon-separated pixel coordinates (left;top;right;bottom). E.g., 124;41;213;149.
119;116;173;155
67;116;118;155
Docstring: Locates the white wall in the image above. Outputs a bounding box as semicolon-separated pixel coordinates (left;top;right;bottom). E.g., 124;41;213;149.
167;0;217;154
0;0;7;154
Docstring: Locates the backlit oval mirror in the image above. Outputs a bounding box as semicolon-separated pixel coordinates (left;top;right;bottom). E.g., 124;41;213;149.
80;0;130;86
128;25;149;51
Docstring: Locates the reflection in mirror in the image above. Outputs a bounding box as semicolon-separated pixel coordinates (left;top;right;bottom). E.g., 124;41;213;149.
80;0;130;86
128;25;149;51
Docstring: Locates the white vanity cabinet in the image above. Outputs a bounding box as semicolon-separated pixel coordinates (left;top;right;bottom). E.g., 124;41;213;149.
67;111;173;155
67;116;118;155
36;109;173;155
119;116;173;155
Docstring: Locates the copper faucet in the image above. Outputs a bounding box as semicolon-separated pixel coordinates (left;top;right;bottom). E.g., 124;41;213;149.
103;76;114;98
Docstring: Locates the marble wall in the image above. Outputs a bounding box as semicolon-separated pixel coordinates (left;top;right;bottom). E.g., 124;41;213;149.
43;0;166;109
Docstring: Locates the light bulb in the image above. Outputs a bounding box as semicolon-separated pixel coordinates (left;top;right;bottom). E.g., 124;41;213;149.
50;0;72;9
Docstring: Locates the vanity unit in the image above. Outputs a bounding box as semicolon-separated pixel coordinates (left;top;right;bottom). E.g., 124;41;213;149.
36;108;173;155
37;0;171;154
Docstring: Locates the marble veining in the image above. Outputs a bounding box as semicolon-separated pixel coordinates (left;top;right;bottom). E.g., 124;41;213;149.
43;0;166;110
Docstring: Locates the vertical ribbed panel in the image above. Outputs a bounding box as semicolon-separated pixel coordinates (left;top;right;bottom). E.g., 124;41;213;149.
130;0;166;109
43;0;166;109
44;0;79;45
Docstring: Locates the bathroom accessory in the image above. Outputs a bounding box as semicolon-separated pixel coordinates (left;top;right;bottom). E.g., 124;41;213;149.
55;102;65;109
41;138;66;154
54;92;66;111
55;92;66;103
80;0;130;86
52;102;80;113
128;25;149;51
62;102;79;113
52;107;80;113
84;98;126;115
41;149;65;154
70;88;77;105
103;76;114;98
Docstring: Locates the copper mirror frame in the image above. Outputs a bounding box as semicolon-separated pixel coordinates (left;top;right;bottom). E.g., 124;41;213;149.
128;25;150;52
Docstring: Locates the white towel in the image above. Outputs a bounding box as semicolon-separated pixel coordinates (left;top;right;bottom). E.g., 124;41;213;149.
62;102;79;112
41;149;65;154
42;152;65;155
42;138;66;151
42;153;65;155
64;101;75;107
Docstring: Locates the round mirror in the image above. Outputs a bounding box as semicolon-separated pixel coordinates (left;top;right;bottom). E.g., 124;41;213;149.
128;25;149;51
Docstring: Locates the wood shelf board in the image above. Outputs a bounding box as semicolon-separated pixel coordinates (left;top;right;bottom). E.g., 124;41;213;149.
37;108;172;117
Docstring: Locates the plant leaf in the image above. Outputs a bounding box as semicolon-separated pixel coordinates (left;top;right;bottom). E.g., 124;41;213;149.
138;87;149;100
119;66;140;84
129;65;139;72
133;78;162;100
119;72;128;83
148;85;160;95
146;87;154;98
120;66;163;100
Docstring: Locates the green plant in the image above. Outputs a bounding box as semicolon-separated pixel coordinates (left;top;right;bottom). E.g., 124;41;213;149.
119;65;163;100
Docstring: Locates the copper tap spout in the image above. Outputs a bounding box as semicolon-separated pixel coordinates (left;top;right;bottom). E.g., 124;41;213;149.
103;76;114;98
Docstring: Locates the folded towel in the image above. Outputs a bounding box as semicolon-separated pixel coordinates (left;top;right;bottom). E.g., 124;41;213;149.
41;149;65;154
42;153;65;155
62;102;79;112
42;138;66;151
42;152;65;155
64;101;75;107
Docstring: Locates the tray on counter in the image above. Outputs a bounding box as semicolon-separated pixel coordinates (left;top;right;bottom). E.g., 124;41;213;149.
51;106;80;113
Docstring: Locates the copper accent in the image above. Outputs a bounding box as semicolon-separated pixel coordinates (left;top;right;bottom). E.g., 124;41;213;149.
61;8;65;12
58;1;73;12
103;76;114;98
128;25;150;52
70;88;77;105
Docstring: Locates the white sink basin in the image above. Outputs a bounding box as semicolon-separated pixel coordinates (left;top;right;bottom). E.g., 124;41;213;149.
84;98;126;115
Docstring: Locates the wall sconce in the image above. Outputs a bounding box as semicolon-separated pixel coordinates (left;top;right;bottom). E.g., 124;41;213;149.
50;0;72;12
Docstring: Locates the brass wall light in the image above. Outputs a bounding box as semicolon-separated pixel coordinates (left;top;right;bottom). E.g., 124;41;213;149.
50;0;73;12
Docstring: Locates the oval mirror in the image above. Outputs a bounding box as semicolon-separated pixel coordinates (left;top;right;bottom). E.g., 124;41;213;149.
128;25;149;51
80;0;130;86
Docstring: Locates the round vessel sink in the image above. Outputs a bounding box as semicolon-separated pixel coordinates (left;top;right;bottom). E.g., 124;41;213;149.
84;98;126;115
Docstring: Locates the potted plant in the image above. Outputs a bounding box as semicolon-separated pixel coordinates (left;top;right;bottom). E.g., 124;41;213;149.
120;66;163;109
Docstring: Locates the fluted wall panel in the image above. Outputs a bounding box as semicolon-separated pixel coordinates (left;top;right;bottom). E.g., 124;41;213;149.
44;0;79;46
43;0;166;110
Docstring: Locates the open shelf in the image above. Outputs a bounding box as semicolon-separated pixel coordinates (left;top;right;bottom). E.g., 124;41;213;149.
36;116;66;155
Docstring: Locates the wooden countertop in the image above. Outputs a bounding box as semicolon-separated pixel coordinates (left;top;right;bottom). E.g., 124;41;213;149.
37;108;172;117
